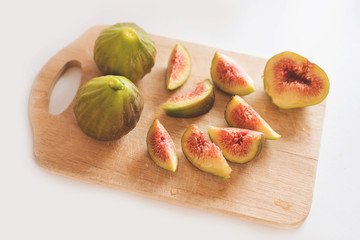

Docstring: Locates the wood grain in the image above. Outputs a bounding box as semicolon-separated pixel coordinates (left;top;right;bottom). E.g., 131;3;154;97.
29;25;326;227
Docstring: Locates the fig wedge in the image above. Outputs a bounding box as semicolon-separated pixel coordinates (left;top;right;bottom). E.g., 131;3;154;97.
166;44;191;90
181;125;232;178
211;52;255;95
208;126;264;164
225;95;280;140
162;79;215;118
146;119;178;172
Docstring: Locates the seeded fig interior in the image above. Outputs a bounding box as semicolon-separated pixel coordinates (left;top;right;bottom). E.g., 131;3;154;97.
225;95;280;140
30;24;329;226
166;44;191;90
211;52;255;96
162;79;215;118
146;119;178;172
181;125;232;178
208;127;264;164
263;51;329;109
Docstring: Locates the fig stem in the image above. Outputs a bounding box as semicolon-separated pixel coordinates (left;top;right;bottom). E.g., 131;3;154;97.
120;27;138;42
108;78;124;91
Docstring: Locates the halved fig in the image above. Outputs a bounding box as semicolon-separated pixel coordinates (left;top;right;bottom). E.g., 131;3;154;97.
181;125;232;178
208;126;264;164
225;95;280;140
211;52;255;95
166;44;191;90
146;119;178;172
263;51;330;109
162;79;215;118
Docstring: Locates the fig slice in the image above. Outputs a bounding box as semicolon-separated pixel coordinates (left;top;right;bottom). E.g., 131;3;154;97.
166;44;191;90
225;95;280;140
181;125;232;178
208;126;264;164
162;79;215;118
263;51;330;109
211;52;255;95
146;119;178;172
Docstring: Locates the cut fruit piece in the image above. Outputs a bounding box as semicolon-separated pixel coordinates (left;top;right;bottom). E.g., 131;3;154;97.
146;119;178;172
211;52;255;95
208;126;264;164
225;95;280;140
263;51;330;109
166;44;191;90
162;79;215;118
181;125;232;178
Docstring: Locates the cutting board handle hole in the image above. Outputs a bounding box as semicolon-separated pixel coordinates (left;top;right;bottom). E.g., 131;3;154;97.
49;60;82;115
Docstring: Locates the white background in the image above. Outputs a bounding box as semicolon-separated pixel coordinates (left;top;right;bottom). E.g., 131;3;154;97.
1;0;360;239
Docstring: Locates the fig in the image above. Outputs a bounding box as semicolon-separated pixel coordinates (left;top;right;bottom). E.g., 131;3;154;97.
210;52;255;95
263;51;330;109
73;75;144;141
166;44;191;90
208;126;264;164
225;95;280;140
146;119;178;172
161;79;215;118
181;125;232;178
93;23;157;81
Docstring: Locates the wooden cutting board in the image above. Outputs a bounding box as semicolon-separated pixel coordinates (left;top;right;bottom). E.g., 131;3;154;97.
29;25;326;228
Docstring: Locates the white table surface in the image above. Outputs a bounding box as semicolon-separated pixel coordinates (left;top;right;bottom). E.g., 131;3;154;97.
1;0;360;239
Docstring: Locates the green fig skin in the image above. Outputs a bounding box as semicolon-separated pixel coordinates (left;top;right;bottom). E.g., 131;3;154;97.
211;52;255;96
263;51;330;109
94;23;157;82
166;44;192;90
225;95;280;140
146;119;178;172
181;124;232;178
73;75;144;141
162;79;215;118
208;126;264;164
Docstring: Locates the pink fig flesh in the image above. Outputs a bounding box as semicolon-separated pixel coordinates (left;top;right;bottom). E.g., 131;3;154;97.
208;126;264;163
146;119;178;172
181;124;232;178
225;96;280;140
166;44;191;90
263;51;329;109
211;52;255;95
162;79;215;118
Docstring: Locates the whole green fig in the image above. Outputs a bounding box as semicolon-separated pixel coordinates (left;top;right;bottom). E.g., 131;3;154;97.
73;75;144;141
94;23;157;81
